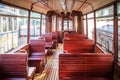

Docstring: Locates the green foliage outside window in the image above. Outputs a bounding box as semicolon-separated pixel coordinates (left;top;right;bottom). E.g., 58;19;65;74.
19;10;28;16
96;5;113;17
118;2;120;14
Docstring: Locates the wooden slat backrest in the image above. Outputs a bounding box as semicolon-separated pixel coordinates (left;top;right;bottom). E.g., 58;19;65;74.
42;34;53;42
64;39;94;53
59;53;113;80
30;39;45;52
0;56;3;79
52;32;58;40
0;53;28;79
64;47;94;53
64;34;86;38
64;34;87;40
64;39;94;47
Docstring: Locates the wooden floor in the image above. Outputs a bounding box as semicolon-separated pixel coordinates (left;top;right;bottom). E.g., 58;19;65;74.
34;43;63;80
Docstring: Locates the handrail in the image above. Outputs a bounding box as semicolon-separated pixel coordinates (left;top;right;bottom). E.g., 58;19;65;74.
77;0;94;11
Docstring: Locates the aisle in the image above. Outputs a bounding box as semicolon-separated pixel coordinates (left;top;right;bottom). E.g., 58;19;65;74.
34;43;63;80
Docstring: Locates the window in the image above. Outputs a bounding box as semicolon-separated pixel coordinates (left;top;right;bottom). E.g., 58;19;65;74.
69;20;73;31
118;16;120;62
2;17;7;32
30;19;40;37
30;12;40;38
8;18;12;31
118;2;120;62
19;18;28;44
96;5;113;17
83;15;86;34
42;15;46;34
96;5;114;53
58;18;62;31
87;13;94;39
74;16;78;32
0;4;28;53
64;20;68;31
16;9;28;47
52;15;56;32
14;18;17;30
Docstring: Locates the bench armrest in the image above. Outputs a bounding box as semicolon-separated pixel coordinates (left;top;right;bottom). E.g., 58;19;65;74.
28;67;36;79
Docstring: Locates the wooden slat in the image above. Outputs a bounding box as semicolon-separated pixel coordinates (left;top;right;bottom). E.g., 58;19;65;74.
59;53;113;80
34;44;63;80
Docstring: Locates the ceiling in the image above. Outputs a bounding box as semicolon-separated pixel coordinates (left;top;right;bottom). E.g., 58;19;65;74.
1;0;115;14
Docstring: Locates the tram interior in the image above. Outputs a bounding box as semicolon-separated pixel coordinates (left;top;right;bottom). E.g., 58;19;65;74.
0;0;120;80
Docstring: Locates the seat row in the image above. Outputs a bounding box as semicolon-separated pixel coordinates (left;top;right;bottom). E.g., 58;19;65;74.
21;33;58;73
59;53;114;80
60;34;114;80
0;52;36;80
0;33;58;80
64;34;94;53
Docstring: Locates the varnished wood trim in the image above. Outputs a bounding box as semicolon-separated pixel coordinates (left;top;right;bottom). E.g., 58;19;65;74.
77;0;87;10
40;14;42;36
27;10;31;43
86;14;88;38
113;1;118;61
94;11;96;44
94;44;106;53
83;0;118;15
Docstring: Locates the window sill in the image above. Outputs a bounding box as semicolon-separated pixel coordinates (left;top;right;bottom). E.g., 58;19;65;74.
114;62;120;68
6;43;29;53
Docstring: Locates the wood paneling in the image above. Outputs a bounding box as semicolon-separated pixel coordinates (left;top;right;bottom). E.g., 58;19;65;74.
94;44;105;53
114;63;120;80
1;0;116;15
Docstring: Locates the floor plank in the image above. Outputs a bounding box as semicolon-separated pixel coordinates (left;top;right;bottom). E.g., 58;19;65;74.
34;43;63;80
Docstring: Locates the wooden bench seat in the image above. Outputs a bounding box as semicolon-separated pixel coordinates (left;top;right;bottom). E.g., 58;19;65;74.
64;34;87;40
65;47;94;53
52;32;58;48
59;53;113;80
64;39;94;53
28;39;46;73
15;38;46;73
28;55;45;73
2;78;26;80
42;34;54;55
42;34;53;48
30;52;45;56
0;53;36;80
29;39;46;56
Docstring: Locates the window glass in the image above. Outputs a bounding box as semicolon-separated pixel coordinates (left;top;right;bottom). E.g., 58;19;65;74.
52;15;56;32
118;16;120;62
2;17;7;32
118;3;120;14
19;9;28;16
30;12;40;39
69;20;73;31
64;20;68;31
87;13;94;18
0;4;28;53
118;2;120;62
42;15;46;18
58;18;62;31
30;19;40;37
96;5;113;17
87;13;94;39
8;18;12;31
84;15;86;34
19;18;28;45
31;12;40;18
42;15;46;34
14;18;17;30
96;6;113;53
74;16;78;32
